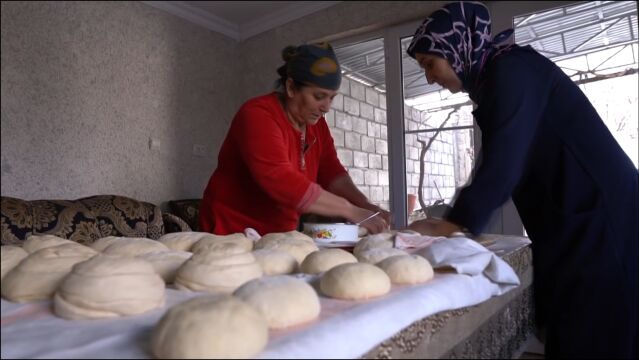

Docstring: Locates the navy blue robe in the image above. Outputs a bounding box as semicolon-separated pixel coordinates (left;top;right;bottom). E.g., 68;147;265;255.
447;45;638;358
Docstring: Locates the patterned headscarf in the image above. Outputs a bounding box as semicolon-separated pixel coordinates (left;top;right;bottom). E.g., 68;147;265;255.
277;42;342;90
407;1;514;97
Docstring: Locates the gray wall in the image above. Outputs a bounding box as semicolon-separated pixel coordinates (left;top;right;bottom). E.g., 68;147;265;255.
1;1;240;207
238;1;447;100
1;0;579;219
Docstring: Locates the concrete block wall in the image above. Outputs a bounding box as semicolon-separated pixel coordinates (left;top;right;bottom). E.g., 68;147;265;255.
328;78;473;211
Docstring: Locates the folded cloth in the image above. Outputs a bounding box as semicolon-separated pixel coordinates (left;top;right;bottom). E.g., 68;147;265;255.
415;237;520;290
394;232;446;249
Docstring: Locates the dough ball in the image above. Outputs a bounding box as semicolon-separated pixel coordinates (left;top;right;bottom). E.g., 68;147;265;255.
259;230;314;244
300;249;357;274
1;246;28;280
254;233;318;264
252;249;298;275
157;232;217;252
1;244;97;302
53;253;165;320
320;262;391;300
376;255;434;284
137;250;193;283
22;234;76;253
356;247;408;265
233;275;320;329
175;243;262;293
101;237;169;257
191;233;254;253
91;236;145;251
151;295;268;359
353;233;394;257
358;226;368;237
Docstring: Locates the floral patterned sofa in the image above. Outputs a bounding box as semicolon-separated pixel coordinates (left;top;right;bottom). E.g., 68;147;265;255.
1;195;190;246
166;198;201;232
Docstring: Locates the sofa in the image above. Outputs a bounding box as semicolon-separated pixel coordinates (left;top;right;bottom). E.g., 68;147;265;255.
1;194;190;246
166;198;201;232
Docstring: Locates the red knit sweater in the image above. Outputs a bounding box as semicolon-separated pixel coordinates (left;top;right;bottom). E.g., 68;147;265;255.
199;92;347;235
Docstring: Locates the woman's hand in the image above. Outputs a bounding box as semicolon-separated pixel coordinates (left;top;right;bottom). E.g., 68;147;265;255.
362;203;392;228
347;206;389;234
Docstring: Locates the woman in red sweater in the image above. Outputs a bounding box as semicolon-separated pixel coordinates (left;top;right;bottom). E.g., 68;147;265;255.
200;43;389;236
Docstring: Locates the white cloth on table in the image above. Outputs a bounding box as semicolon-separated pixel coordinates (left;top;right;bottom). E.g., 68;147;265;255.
1;236;529;359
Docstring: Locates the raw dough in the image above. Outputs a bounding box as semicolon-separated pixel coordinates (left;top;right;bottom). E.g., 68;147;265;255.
190;233;254;253
376;254;434;284
157;232;217;252
252;249;298;275
137;250;193;283
233;275;320;329
320;262;391;300
1;246;28;280
259;230;314;244
254;232;318;264
174;243;262;293
101;237;169;257
353;233;394;257
151;295;268;359
1;244;97;302
53;253;165;320
90;236;137;252
356;247;408;265
300;248;357;274
22;234;76;253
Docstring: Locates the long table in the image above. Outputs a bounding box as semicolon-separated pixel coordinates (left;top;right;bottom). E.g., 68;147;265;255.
1;235;533;359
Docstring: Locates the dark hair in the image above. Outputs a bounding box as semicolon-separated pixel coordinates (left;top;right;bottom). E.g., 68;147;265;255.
274;46;307;90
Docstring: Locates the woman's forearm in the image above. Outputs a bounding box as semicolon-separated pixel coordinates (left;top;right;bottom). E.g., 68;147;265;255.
327;174;370;209
305;188;355;219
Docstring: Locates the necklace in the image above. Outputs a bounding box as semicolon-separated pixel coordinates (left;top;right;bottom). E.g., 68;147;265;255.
300;129;306;170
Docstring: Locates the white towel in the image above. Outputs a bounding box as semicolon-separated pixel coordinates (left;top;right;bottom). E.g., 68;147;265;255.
415;237;521;291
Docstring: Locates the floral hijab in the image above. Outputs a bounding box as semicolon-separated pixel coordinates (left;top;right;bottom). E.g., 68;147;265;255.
407;1;514;98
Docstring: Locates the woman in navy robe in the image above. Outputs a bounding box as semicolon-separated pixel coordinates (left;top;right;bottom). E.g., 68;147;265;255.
407;2;638;358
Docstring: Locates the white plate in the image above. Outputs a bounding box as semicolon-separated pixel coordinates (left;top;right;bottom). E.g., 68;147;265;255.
314;239;359;248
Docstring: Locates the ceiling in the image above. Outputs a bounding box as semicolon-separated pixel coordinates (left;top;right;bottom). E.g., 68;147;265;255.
142;1;341;41
143;1;638;104
335;0;638;101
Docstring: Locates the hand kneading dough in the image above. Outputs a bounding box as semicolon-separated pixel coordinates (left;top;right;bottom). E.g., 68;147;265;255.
254;232;318;264
157;232;217;252
151;295;268;359
376;255;434;284
53;253;165;319
137;250;193;283
174;243;262;293
101;237;169;257
233;275;320;328
320;262;391;300
190;233;254;253
356;247;408;265
252;249;298;275
300;248;357;274
1;244;97;302
22;234;76;253
1;246;28;280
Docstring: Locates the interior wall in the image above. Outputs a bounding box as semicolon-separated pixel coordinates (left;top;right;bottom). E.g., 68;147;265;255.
0;1;241;207
237;1;447;101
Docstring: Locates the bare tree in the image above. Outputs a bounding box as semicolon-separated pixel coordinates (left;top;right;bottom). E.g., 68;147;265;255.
415;106;462;212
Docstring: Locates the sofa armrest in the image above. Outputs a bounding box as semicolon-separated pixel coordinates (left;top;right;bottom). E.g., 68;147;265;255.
162;213;192;233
